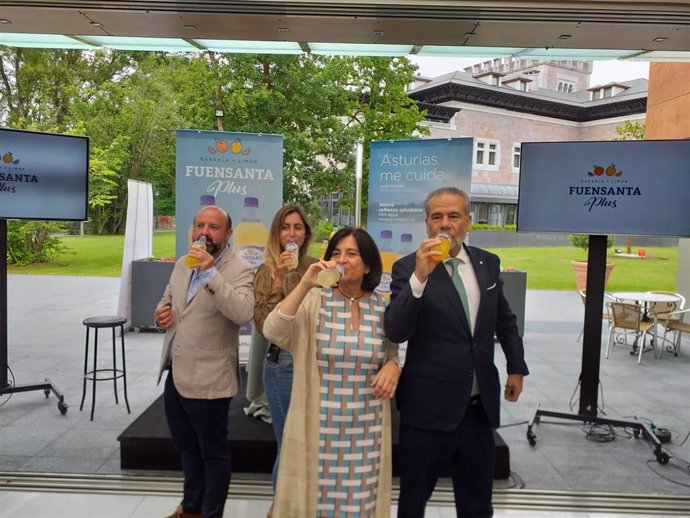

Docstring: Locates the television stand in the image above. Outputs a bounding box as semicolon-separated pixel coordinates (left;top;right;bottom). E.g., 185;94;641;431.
526;406;669;465
524;235;668;466
0;219;69;415
0;379;68;415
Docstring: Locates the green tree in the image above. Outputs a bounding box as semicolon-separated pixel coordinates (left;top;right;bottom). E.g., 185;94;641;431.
615;120;646;252
170;53;426;217
6;220;67;265
1;48;426;235
615;120;645;141
0;47;132;130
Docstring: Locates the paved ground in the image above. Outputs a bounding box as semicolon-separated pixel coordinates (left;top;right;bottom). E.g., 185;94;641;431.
1;274;689;497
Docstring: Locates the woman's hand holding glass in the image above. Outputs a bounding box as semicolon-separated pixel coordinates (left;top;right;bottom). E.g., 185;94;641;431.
300;260;341;289
371;361;400;400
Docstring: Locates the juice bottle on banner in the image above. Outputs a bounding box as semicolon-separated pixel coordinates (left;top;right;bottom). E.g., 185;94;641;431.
184;236;207;268
233;196;269;270
285;239;299;270
187;194;216;246
399;233;414;256
377;229;399;295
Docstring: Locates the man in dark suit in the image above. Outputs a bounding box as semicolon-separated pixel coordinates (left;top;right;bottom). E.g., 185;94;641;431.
384;187;529;518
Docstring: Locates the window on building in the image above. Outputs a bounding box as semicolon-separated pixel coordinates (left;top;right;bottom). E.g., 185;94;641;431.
592;89;601;100
488;143;497;165
505;205;517;225
559;79;576;93
512;143;521;172
488;204;502;225
474;203;489;224
475;139;500;170
603;87;613;98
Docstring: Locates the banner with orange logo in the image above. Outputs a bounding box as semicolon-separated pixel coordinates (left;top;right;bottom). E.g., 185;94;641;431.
175;130;283;263
518;140;690;237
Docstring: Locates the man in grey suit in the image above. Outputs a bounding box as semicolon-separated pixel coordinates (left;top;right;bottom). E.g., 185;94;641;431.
155;205;254;518
384;187;529;518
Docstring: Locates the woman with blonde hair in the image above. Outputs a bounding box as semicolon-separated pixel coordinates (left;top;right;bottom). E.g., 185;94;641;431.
253;203;318;518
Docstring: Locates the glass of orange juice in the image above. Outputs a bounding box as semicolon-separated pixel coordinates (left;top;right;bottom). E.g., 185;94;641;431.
430;233;451;262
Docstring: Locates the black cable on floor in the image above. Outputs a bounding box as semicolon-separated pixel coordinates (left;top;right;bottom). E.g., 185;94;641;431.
646;455;690;488
676;429;690;447
501;420;529;428
583;422;616;442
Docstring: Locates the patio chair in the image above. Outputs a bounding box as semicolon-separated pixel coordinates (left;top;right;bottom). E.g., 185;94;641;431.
645;291;685;356
577;290;615;343
606;301;655;364
659;308;690;358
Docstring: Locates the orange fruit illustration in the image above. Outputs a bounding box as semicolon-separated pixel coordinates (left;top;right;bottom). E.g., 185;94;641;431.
606;164;617;176
593;165;604;176
230;139;243;154
3;152;13;163
215;139;229;153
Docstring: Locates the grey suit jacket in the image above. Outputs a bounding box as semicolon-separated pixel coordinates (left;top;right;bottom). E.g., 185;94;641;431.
156;246;255;399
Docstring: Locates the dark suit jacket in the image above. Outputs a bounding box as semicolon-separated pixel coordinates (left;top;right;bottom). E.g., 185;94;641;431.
384;245;528;431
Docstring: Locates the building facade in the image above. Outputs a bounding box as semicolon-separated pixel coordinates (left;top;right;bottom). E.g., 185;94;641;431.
410;58;647;225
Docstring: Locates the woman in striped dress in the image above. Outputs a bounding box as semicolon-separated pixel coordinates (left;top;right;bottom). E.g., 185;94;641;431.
263;227;400;518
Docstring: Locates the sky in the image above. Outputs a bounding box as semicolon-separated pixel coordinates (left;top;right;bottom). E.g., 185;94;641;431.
408;56;650;87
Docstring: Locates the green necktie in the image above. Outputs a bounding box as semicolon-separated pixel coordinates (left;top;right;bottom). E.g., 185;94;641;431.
447;257;480;396
447;257;471;327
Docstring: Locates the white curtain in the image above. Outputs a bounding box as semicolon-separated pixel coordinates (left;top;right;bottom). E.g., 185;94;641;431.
117;180;153;326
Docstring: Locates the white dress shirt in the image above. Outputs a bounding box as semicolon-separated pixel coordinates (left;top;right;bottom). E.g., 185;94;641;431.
410;246;480;334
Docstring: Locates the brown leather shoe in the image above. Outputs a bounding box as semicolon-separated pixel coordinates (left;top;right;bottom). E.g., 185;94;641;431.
164;505;202;518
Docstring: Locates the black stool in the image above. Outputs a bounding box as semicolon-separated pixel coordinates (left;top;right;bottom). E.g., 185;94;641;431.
80;316;131;421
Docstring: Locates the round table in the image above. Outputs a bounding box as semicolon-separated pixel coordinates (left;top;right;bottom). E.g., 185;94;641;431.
610;292;681;359
610;292;679;304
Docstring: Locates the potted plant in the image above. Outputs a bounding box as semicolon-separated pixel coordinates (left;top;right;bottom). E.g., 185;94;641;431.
569;234;615;291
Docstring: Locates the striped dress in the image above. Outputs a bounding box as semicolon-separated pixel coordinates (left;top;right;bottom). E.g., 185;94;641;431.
315;290;386;518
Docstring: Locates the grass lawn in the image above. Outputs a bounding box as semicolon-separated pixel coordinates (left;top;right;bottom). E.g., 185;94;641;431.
8;232;680;292
8;232;177;277
486;246;678;291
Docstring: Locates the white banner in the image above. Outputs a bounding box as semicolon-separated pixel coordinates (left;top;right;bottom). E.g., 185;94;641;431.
117;180;153;326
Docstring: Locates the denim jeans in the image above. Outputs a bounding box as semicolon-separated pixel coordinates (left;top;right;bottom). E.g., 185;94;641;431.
263;346;293;490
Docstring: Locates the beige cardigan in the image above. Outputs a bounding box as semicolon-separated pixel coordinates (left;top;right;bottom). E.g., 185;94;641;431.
263;288;398;518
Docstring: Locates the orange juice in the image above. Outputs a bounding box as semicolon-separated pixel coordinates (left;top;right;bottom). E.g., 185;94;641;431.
184;236;207;268
430;233;451;262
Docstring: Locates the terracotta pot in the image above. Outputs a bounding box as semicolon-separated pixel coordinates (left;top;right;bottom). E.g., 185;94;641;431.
571;260;615;291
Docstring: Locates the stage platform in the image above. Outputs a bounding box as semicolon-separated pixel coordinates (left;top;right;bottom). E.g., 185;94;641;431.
118;371;510;479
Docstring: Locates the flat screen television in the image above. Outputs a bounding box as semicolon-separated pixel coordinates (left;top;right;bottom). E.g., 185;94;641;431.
517;139;690;237
0;128;89;221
